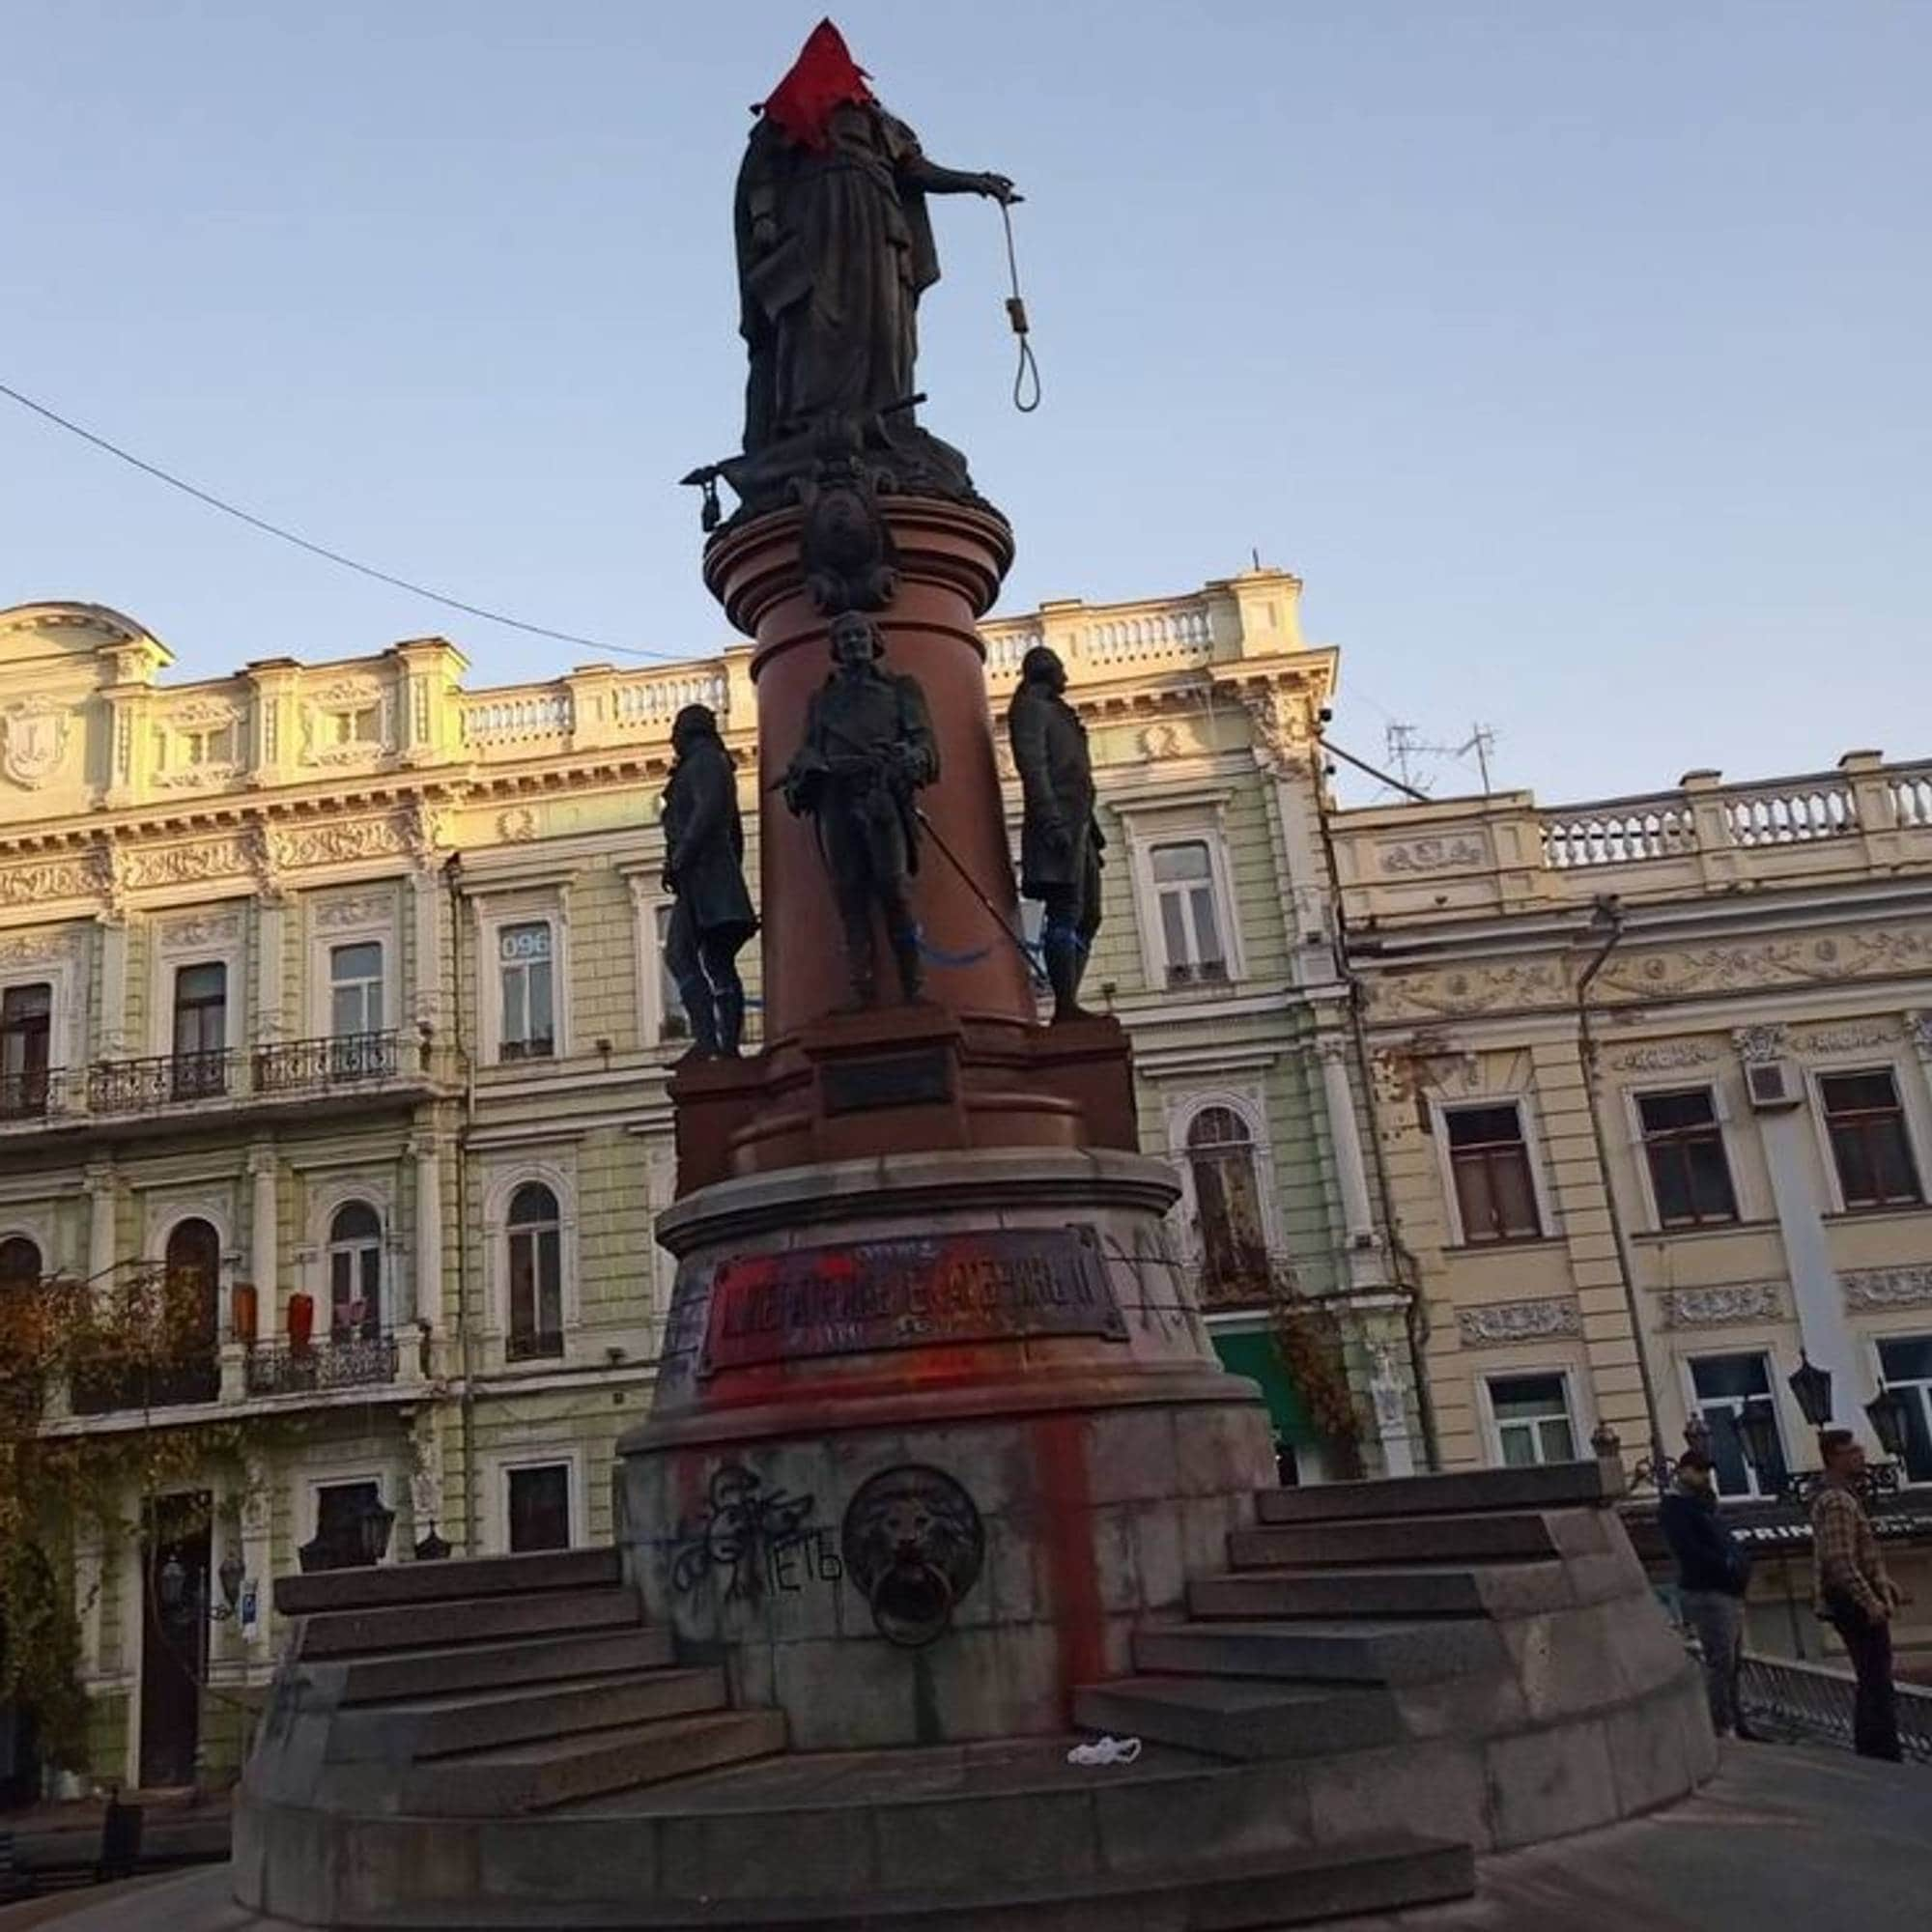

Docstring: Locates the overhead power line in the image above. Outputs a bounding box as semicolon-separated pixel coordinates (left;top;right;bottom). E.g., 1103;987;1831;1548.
0;377;702;667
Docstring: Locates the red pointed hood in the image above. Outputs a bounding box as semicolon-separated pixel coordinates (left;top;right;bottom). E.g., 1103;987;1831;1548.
760;18;874;151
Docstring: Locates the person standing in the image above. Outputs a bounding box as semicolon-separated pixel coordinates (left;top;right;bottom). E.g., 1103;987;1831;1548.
1811;1428;1907;1762
1659;1449;1753;1738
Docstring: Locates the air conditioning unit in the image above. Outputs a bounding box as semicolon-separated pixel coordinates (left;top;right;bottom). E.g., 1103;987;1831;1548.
1745;1059;1801;1111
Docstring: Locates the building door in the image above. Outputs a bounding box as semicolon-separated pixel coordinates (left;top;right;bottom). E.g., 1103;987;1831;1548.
137;1493;210;1789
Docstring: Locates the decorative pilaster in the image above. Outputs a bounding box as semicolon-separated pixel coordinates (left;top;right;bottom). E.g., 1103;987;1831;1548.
1314;1033;1384;1290
86;1161;118;1285
248;1145;278;1318
1734;1023;1864;1446
410;868;444;1039
1367;1342;1418;1479
254;892;288;1043
409;1132;442;1337
95;914;128;1060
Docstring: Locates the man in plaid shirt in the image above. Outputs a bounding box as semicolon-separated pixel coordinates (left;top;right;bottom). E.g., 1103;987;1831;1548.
1810;1428;1906;1761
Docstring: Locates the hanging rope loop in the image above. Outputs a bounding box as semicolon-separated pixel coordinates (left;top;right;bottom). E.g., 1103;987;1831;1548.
999;200;1042;413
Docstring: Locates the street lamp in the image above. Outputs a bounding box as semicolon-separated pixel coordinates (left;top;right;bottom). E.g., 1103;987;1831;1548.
1786;1355;1834;1431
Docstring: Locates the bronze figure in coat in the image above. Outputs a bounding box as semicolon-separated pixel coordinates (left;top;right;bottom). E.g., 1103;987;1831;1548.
781;612;939;1008
661;705;757;1057
1008;645;1103;1022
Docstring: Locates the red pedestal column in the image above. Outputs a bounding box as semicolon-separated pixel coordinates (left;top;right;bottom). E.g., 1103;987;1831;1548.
706;497;1030;1042
672;497;1138;1191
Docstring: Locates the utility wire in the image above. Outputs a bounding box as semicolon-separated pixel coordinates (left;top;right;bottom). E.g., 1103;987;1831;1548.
0;377;704;667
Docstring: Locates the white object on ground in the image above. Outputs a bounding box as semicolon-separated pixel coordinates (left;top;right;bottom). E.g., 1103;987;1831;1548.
1066;1734;1143;1766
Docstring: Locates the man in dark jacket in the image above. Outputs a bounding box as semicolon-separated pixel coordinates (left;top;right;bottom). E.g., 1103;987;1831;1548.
1659;1449;1753;1738
1008;645;1103;1022
662;705;757;1056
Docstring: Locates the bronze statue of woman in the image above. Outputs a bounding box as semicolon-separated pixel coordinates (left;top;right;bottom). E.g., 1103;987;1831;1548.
736;20;1018;454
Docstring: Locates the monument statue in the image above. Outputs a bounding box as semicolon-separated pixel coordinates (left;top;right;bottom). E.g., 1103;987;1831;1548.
661;704;757;1056
781;611;938;1007
694;19;1017;522
1008;645;1103;1022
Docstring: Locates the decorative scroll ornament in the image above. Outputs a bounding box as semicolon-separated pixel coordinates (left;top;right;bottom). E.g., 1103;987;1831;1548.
1662;1283;1783;1328
1378;836;1486;876
1843;1265;1932;1312
1790;1021;1900;1055
1732;1024;1788;1065
0;699;71;787
1456;1298;1581;1348
1609;1041;1721;1072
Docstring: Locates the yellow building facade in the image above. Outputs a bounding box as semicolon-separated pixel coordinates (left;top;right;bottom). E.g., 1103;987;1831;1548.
2;571;1417;1792
1331;755;1932;1656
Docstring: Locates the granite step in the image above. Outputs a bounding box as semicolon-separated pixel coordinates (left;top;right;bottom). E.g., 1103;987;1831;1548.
360;1833;1474;1927
1134;1617;1503;1685
336;1624;674;1704
1255;1461;1616;1525
402;1709;788;1817
1193;1560;1574;1622
297;1585;642;1661
331;1667;728;1760
1071;1672;1403;1760
1231;1508;1567;1569
275;1545;619;1617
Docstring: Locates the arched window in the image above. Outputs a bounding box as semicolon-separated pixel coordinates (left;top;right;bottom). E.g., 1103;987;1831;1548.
327;1203;383;1341
506;1183;563;1360
163;1218;221;1347
0;1235;43;1291
1185;1106;1269;1288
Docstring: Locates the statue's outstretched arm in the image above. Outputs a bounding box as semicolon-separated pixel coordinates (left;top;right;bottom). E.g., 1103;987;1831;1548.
900;154;1020;204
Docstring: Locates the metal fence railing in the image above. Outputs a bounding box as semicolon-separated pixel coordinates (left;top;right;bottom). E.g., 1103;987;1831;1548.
1739;1652;1932;1763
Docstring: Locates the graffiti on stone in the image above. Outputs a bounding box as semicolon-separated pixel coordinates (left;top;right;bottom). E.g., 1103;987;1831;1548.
667;1463;838;1602
841;1464;985;1648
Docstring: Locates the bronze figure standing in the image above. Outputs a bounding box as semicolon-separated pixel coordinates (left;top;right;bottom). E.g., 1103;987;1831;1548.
781;612;939;1008
662;704;757;1056
1009;645;1103;1022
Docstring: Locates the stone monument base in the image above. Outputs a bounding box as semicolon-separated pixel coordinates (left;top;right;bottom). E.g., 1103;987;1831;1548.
616;1146;1270;1748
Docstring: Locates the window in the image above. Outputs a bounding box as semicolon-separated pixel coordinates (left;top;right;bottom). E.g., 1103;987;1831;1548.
1821;1070;1922;1208
653;905;688;1043
507;1463;572;1553
1877;1337;1932;1485
162;1219;221;1352
0;1236;42;1291
1488;1374;1577;1467
506;1183;563;1359
498;923;554;1061
1445;1104;1542;1243
1;981;52;1119
313;1480;386;1568
325;705;382;748
1690;1353;1788;1499
1185;1106;1269;1287
1637;1088;1738;1227
171;962;228;1098
1150;841;1227;986
328;942;384;1037
327;1203;383;1341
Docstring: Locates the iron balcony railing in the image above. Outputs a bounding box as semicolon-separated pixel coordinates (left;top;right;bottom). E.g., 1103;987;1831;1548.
1739;1652;1932;1763
4;1032;420;1128
505;1328;566;1363
244;1332;400;1397
68;1349;221;1416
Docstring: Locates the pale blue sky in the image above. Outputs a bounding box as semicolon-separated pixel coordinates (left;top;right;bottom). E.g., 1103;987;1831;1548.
3;3;1924;804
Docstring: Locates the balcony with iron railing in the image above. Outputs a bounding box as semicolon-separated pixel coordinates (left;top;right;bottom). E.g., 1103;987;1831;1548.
0;1030;434;1137
1333;752;1932;921
244;1330;401;1397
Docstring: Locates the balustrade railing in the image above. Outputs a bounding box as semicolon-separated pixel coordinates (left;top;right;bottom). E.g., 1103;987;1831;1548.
245;1333;400;1397
614;671;728;728
1541;807;1696;870
1739;1652;1932;1763
1890;770;1932;829
464;692;575;739
0;1066;53;1121
1721;782;1858;846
